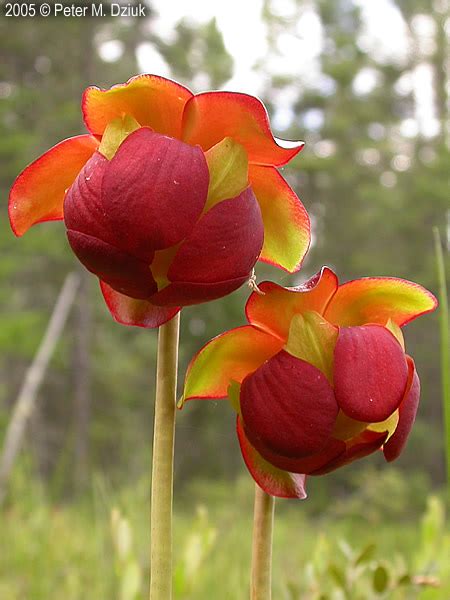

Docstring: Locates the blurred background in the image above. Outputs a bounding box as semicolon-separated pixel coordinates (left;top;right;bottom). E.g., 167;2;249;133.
1;0;449;598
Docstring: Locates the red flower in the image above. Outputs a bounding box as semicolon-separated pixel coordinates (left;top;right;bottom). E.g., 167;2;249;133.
9;75;310;328
182;267;437;498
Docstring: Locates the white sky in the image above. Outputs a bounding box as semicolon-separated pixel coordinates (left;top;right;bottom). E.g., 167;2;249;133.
98;0;443;139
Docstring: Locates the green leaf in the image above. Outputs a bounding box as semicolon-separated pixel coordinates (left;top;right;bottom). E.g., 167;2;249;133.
355;543;376;566
372;565;389;593
328;563;346;589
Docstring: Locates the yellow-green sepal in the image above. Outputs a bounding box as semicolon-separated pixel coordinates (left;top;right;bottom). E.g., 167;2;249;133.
98;114;141;160
204;137;249;211
285;311;338;382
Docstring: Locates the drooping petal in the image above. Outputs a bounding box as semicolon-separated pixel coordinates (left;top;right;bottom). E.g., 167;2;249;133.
9;135;98;236
334;325;409;422
167;187;263;285
149;278;251;307
249;165;310;273
67;230;157;299
311;430;388;475
100;281;179;329
182;326;283;402
325;276;438;327
182;91;304;166
82;74;193;138
240;350;339;458
244;430;346;475
204;137;249;211
285;311;338;382
237;417;307;499
383;356;420;462
101;128;209;256
246;267;339;341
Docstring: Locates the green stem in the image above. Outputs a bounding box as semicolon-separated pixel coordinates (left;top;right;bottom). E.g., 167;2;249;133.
251;483;275;600
433;227;449;490
150;313;180;599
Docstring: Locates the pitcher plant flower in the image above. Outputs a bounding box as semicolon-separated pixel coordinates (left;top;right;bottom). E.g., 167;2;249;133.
9;74;310;329
182;267;437;499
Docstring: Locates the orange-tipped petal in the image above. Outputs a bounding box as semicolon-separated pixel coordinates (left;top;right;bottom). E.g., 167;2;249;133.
182;325;283;402
249;165;310;273
182;91;304;166
325;276;438;327
9;135;98;236
237;417;307;499
245;267;338;341
100;281;179;329
82;74;193;139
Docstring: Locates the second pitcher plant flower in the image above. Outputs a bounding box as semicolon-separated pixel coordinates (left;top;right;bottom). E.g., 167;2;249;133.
9;74;310;328
182;267;437;499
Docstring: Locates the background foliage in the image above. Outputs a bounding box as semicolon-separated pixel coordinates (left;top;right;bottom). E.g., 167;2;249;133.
0;0;448;597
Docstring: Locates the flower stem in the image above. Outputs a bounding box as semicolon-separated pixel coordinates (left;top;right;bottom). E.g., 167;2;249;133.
251;484;275;600
150;313;180;600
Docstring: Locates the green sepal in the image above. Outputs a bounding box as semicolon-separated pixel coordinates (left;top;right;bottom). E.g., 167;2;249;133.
98;114;141;160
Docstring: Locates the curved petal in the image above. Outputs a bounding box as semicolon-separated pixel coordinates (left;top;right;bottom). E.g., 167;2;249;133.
102;128;209;255
67;230;157;299
245;267;339;341
167;187;263;284
9;135;98;236
241;350;339;458
82;74;193;138
182;325;283;402
149;277;250;307
334;325;409;422
182;91;304;166
311;430;388;475
64;152;115;243
100;282;179;329
325;276;438;327
383;356;420;462
245;430;346;475
249;165;310;273
237;417;307;499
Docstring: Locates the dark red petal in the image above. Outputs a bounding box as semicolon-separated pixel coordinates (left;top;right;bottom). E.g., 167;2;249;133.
100;281;180;329
244;429;346;475
237;417;307;499
334;325;408;422
311;430;388;475
67;230;157;299
168;187;264;284
383;357;420;462
102;128;209;255
149;277;249;307
64;152;116;245
240;350;339;458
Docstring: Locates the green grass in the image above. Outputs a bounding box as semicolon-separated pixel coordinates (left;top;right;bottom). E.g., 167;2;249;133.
433;227;450;490
0;468;448;599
